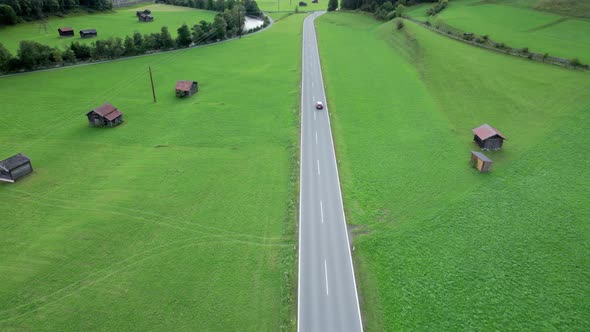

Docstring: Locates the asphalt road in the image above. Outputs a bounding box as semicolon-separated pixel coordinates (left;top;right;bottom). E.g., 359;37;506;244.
297;12;363;332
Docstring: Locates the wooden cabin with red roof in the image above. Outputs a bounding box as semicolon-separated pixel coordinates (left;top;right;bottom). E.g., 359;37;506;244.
472;123;506;150
58;27;74;37
86;103;123;127
175;80;198;98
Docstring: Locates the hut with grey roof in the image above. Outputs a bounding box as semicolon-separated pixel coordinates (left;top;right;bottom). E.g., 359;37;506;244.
0;154;33;183
175;80;198;98
473;123;506;150
470;151;493;173
86;103;123;127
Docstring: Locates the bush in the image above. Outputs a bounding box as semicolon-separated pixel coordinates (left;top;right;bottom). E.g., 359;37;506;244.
0;4;18;25
395;20;404;30
569;58;582;68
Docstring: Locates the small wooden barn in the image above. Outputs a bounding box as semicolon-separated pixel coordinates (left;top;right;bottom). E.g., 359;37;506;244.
136;9;151;16
175;80;198;98
58;27;74;37
470;151;493;173
0;154;33;183
80;29;98;38
473;123;506;150
138;13;154;22
86;103;123;127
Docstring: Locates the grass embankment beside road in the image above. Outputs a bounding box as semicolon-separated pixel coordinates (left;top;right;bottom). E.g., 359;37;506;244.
316;12;590;330
257;0;326;13
0;13;304;331
408;0;590;63
0;4;216;53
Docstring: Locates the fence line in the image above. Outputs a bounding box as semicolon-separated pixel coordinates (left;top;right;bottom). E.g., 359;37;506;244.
405;17;588;71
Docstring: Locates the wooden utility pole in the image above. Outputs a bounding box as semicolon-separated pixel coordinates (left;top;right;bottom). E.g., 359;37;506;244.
149;66;157;103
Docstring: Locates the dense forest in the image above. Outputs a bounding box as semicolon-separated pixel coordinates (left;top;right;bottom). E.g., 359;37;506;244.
0;0;112;25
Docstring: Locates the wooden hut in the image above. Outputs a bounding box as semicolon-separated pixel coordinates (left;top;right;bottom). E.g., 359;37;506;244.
138;13;154;22
0;154;33;183
86;103;123;127
175;80;198;98
136;9;151;17
470;151;493;173
473;123;506;150
58;27;74;37
80;29;98;38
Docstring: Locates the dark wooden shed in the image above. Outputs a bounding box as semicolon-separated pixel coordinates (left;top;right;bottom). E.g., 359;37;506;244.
58;27;74;37
136;9;151;17
86;103;123;127
473;123;506;150
80;29;98;38
0;154;33;183
175;80;198;98
470;151;493;173
138;13;154;22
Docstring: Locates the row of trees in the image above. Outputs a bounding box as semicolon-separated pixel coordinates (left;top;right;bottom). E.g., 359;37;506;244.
0;0;111;25
339;0;437;12
0;9;269;73
161;0;262;17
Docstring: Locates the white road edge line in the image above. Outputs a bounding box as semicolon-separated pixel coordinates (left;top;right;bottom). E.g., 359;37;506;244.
324;259;329;296
320;200;324;224
296;13;308;332
313;11;364;331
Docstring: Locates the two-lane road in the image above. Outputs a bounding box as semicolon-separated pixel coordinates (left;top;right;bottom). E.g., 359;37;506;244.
298;12;363;332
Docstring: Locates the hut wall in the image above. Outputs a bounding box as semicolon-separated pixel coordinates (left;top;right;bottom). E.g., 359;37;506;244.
190;83;198;95
483;138;503;150
11;163;32;180
474;135;484;148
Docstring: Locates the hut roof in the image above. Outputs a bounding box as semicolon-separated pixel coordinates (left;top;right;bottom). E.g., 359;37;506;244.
80;29;97;34
472;124;506;140
471;151;492;162
0;154;30;172
87;103;122;121
58;27;73;32
175;80;195;92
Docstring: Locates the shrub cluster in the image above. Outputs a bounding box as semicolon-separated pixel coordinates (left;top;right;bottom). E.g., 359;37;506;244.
0;8;270;73
426;0;448;16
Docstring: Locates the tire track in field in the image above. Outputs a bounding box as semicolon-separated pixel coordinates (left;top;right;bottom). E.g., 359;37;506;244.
0;236;292;322
1;190;282;241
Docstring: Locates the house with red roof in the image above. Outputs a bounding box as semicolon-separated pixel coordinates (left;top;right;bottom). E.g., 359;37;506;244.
472;123;506;150
175;80;198;98
86;103;123;127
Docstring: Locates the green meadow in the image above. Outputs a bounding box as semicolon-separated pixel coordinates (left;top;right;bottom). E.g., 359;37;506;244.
316;12;590;330
257;0;326;13
412;0;590;63
0;13;303;331
0;4;216;53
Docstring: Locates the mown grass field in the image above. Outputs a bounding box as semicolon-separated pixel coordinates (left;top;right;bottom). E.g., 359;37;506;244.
411;0;590;63
257;0;326;13
0;13;303;331
0;4;216;53
316;12;590;330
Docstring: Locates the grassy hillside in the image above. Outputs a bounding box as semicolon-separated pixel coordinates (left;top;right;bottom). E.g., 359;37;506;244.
256;0;325;12
316;12;590;330
0;4;216;53
408;0;590;63
0;13;303;331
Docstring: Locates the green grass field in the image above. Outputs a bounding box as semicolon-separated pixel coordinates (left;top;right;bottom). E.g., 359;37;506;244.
316;12;590;330
411;0;590;63
0;4;216;53
0;13;303;331
257;0;326;13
